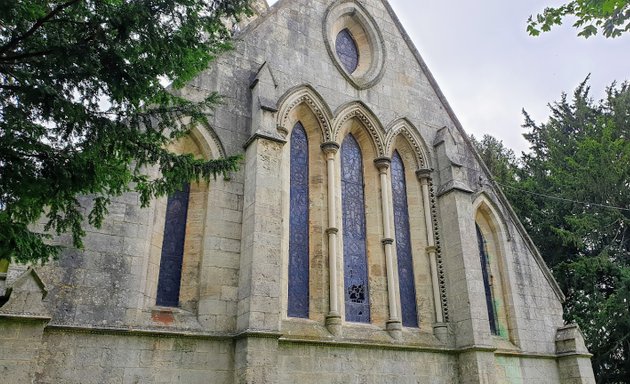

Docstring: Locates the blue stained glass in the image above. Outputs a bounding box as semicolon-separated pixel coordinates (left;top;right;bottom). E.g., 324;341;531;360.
335;28;359;74
341;134;370;323
391;152;419;327
476;224;498;335
288;122;310;318
156;184;190;307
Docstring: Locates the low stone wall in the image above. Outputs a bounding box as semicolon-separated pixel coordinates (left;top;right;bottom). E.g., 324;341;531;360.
277;341;459;383
34;328;234;384
0;318;48;384
495;355;561;384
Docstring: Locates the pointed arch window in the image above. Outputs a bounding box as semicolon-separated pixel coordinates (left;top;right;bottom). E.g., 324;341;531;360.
341;134;370;323
156;184;190;307
288;122;310;318
476;223;499;335
391;151;418;327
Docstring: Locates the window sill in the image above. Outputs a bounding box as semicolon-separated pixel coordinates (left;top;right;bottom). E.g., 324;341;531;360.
281;318;444;349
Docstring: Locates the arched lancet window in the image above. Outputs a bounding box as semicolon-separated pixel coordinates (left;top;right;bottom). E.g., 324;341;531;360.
288;122;310;318
341;134;370;323
156;184;191;307
391;151;418;327
148;133;210;313
336;28;359;74
476;223;499;335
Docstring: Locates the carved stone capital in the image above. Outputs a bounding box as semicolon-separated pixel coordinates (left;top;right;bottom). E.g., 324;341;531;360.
374;157;391;172
276;125;288;137
416;168;433;181
426;246;438;254
321;141;340;155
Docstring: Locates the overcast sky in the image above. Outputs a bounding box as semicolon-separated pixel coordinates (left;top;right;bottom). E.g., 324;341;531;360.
267;0;630;153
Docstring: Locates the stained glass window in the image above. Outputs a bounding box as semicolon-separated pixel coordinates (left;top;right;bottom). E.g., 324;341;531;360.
476;224;498;335
156;184;190;307
288;122;310;318
391;152;419;327
341;134;370;323
336;28;359;74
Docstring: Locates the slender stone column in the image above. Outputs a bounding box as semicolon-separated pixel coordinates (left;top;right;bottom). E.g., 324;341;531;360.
321;141;341;334
417;169;446;336
375;157;402;338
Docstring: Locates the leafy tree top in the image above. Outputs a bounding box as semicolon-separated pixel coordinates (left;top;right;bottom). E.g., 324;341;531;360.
0;0;252;264
528;0;630;38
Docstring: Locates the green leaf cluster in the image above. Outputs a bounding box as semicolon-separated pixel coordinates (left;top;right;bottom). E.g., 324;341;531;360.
527;0;630;38
0;0;252;264
473;79;630;382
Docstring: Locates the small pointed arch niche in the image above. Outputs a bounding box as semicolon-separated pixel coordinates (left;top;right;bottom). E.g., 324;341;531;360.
473;196;513;339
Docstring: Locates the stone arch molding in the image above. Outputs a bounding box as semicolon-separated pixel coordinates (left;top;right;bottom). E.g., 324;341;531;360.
167;117;226;160
189;122;227;160
276;86;434;164
385;119;431;170
472;193;512;242
277;85;334;143
333;101;385;156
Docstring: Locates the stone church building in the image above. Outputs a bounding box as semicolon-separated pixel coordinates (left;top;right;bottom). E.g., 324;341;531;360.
0;0;596;383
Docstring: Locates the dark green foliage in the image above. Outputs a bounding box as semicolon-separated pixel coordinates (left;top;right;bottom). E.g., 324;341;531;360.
527;0;630;38
470;134;520;187
0;0;252;264
473;80;630;382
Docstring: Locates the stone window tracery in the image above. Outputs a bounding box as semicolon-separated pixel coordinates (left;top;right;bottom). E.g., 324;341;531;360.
341;134;370;323
287;122;310;318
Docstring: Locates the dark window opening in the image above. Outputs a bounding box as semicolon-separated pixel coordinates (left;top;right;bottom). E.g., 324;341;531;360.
156;184;190;307
392;151;419;327
341;134;370;323
476;224;499;335
336;28;360;74
288;122;310;318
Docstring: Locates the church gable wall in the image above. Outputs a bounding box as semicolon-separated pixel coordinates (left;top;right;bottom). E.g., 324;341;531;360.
183;0;454;158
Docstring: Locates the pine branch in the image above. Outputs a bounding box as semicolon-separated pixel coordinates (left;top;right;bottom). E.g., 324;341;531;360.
0;0;82;56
